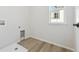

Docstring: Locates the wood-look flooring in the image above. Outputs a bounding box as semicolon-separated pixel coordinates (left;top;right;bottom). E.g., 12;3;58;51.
18;37;72;52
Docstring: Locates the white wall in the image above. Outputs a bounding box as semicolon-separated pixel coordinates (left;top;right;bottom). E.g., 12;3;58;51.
30;6;75;49
75;7;79;51
0;6;30;48
0;6;75;50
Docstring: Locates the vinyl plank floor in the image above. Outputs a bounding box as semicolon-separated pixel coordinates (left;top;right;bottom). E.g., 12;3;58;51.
19;37;73;52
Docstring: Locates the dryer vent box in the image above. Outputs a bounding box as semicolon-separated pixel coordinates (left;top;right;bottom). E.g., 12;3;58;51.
20;30;25;38
0;20;5;25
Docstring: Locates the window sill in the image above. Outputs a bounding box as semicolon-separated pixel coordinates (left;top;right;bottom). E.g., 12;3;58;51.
49;21;66;25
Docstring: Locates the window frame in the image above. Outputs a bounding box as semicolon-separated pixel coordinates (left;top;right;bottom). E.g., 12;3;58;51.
49;6;65;24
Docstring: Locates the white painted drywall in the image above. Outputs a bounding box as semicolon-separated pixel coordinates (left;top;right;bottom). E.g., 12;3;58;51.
75;7;79;51
0;6;75;50
0;6;30;48
30;6;75;49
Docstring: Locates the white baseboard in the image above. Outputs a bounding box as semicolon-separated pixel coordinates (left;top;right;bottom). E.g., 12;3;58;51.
30;36;75;52
25;35;32;39
17;35;31;42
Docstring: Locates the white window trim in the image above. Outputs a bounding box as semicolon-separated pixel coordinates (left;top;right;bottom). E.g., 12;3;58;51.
49;7;66;24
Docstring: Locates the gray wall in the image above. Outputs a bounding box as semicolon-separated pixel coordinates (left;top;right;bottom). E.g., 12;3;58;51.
30;6;75;49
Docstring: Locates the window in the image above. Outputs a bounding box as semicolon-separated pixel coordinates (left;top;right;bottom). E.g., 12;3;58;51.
49;6;65;24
